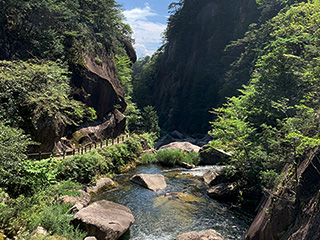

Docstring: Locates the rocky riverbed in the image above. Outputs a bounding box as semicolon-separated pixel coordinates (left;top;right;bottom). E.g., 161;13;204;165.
95;164;253;240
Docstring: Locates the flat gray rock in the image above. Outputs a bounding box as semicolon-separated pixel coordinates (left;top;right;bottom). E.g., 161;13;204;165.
71;200;135;240
159;142;200;152
130;174;166;191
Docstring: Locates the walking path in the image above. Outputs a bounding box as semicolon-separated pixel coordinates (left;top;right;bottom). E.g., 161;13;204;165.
27;134;130;160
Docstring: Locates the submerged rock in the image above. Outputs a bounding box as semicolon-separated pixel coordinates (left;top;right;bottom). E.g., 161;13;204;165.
176;229;226;240
163;192;205;203
71;200;135;240
130;174;166;191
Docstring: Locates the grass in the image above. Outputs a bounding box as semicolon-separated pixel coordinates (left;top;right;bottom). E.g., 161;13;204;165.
140;149;200;167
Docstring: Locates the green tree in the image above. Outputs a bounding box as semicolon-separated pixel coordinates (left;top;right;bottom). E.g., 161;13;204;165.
210;0;320;198
0;124;34;194
141;106;160;137
0;60;95;136
115;54;133;98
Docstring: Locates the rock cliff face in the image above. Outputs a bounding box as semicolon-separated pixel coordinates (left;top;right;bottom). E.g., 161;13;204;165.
153;0;260;133
245;149;320;240
32;49;130;153
72;53;126;119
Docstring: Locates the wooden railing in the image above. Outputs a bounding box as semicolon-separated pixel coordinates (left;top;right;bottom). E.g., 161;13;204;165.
27;134;130;160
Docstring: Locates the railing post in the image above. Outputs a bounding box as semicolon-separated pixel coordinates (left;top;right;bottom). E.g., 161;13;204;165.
63;150;66;159
117;137;119;144
112;138;114;145
89;144;92;151
39;151;42;161
73;149;75;155
95;142;97;149
122;136;124;142
81;147;83;155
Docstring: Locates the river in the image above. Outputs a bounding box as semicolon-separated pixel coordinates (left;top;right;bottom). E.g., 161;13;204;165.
96;164;253;240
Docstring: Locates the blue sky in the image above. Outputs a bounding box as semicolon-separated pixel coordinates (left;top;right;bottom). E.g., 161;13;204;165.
117;0;174;58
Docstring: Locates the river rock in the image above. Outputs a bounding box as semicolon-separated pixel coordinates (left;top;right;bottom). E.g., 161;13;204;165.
130;174;166;191
85;237;98;240
199;145;231;165
163;192;205;203
176;229;226;240
159;142;200;152
71;200;135;240
155;134;175;149
171;130;185;139
87;178;116;196
207;183;237;202
59;189;91;213
32;226;48;237
203;169;229;186
179;162;196;169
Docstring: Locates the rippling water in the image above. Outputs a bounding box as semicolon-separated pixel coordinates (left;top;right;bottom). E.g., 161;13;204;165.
96;164;252;240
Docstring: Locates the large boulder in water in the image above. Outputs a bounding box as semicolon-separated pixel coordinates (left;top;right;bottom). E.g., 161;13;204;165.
130;174;166;191
176;229;226;240
207;183;238;202
71;200;135;240
159;142;200;152
203;170;221;186
199;145;231;165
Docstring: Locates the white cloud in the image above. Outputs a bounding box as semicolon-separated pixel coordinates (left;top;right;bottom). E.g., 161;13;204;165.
124;4;157;21
123;4;167;58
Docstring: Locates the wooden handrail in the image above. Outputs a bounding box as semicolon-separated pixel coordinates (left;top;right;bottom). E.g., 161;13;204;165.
27;134;131;160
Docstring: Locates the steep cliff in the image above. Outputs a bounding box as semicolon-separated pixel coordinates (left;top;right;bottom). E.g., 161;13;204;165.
0;0;134;153
152;0;260;133
245;149;320;240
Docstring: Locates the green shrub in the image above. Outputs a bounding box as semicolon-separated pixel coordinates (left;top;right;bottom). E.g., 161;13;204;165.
156;149;184;166
140;132;157;149
182;151;200;165
29;203;85;239
0;123;35;196
0;181;83;238
23;158;60;192
149;149;200;167
140;153;157;164
56;151;107;183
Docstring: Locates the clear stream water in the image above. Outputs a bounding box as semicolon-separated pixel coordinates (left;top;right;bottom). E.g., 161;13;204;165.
96;164;253;240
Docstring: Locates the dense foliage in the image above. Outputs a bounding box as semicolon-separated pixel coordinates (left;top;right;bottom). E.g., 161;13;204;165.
210;1;320;199
140;149;200;167
0;0;131;61
0;124;34;195
0;133;154;238
0;0;133;150
0;60;96;136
